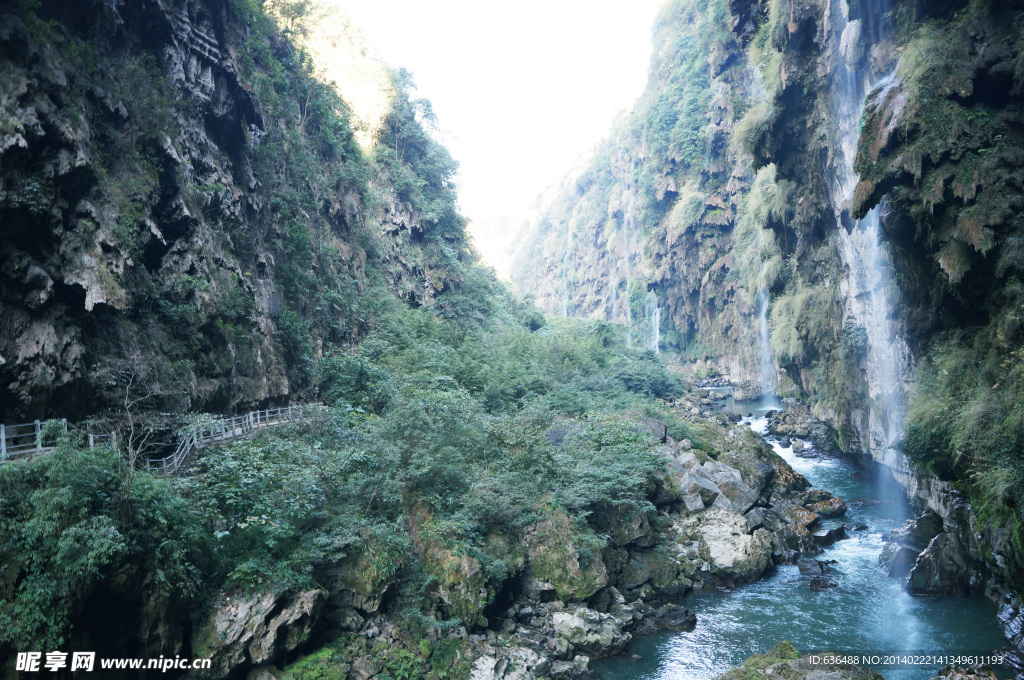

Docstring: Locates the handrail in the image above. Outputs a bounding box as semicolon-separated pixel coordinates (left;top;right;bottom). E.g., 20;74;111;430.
147;404;321;475
0;405;320;476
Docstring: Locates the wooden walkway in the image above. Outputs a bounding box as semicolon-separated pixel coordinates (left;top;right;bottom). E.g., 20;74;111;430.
0;405;321;476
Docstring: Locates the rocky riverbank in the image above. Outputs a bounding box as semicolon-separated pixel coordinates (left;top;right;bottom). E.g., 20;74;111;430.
181;402;853;680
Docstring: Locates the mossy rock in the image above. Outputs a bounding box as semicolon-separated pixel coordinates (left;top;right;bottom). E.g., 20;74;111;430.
528;510;608;601
714;642;883;680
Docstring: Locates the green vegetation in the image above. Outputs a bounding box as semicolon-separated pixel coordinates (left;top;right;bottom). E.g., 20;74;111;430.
0;297;686;657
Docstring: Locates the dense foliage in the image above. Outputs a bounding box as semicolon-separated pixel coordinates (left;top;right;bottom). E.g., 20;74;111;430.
0;296;690;664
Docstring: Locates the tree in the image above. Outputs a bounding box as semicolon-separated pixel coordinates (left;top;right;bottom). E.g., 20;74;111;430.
92;347;185;523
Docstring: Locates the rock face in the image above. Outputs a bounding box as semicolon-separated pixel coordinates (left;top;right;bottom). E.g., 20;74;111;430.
0;0;457;420
907;533;972;596
192;589;326;679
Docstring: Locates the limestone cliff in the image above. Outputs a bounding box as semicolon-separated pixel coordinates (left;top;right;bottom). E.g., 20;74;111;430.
0;0;467;421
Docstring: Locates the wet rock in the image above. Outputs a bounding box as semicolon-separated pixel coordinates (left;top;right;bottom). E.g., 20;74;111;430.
791;440;805;453
885;511;944;552
552;607;631;658
776;502;821;530
797;560;833;575
806;497;847;518
711;641;880;680
883;545;921;580
649;603;697;631
779;437;792;448
997;598;1024;663
849;523;869;531
773;525;819;555
808;575;838;591
908;532;972;596
812;525;846;546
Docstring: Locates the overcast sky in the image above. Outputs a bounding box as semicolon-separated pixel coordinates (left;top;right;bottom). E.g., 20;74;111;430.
335;0;663;275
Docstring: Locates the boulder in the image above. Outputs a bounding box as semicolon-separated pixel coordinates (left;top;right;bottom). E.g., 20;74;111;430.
552;607;631;658
744;506;768;532
599;502;656;548
797;560;832;575
775;503;821;530
773;524;820;556
808;575;838;591
679;438;693;451
683;493;706;514
886;511;944;552
676;450;700;470
637;418;668;443
813;525;846;546
702;460;760;512
528;512;609;601
882;544;922;580
469;646;549;680
679;509;774;583
651;603;697;631
680;472;724;506
633;603;697;634
908;532;972;596
800;488;833;505
791;440;805;453
192;588;326;680
806;497;847;518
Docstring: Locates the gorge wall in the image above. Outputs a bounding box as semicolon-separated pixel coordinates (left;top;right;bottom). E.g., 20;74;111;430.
0;0;471;422
512;0;1024;651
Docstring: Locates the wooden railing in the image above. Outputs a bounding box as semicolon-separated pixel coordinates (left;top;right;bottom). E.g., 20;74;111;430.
0;405;321;476
0;419;114;461
147;404;322;475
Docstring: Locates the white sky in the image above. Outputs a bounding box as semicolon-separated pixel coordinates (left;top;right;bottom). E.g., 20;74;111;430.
334;0;663;276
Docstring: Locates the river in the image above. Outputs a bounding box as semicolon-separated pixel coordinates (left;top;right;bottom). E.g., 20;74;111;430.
594;394;1009;680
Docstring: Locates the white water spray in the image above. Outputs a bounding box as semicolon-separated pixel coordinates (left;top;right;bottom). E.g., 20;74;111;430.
645;291;661;354
757;261;776;399
828;0;912;465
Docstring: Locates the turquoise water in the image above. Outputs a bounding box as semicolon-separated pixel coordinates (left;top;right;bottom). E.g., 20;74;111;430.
594;394;1009;680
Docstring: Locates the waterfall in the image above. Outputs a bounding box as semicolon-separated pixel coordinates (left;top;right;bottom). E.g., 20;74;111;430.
827;0;912;464
645;291;660;354
757;261;775;399
559;223;573;318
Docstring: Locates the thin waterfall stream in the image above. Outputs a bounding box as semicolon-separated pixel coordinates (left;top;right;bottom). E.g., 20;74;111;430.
757;261;776;401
